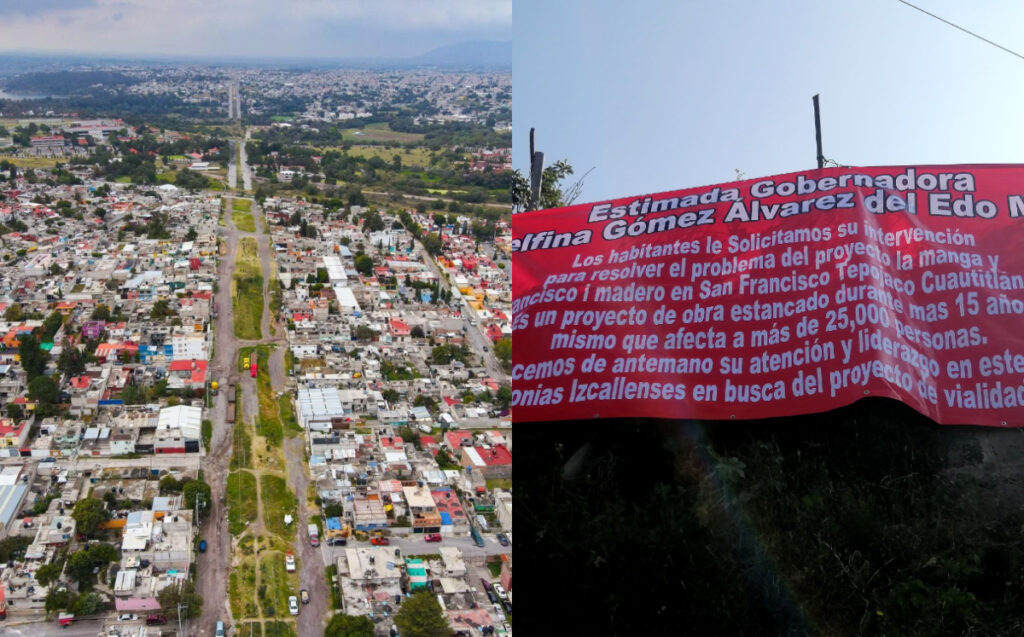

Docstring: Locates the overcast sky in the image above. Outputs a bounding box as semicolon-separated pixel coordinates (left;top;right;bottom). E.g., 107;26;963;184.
0;0;511;60
514;1;1024;204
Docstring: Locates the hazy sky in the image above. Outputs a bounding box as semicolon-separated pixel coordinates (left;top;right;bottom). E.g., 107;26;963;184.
514;1;1024;204
0;0;511;59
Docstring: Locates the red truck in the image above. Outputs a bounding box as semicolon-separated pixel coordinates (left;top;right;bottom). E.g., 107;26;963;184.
250;361;257;377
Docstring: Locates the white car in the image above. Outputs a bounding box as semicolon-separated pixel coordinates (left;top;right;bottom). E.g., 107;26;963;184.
493;583;508;601
285;552;296;572
117;613;138;621
288;595;299;615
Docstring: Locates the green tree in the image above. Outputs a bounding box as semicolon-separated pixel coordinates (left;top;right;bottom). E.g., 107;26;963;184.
157;579;203;619
5;402;22;420
159;475;182;494
435;448;457;468
421;232;443;256
381;388;400;405
73;591;106;615
71;497;110;537
495;385;512;410
45;588;77;614
511;158;585;212
57;341;86;379
183;478;212;519
0;535;31;561
394;590;451;637
324;613;375;637
41;311;64;341
353;254;374;277
88;542;119;565
28;375;60;416
363;210;385;233
185;226;198;241
35;561;63;591
354;325;377;341
413;394;437;412
90;304;111;321
150;298;175;320
3;303;23;322
18;332;49;380
493;337;512;369
65;550;97;586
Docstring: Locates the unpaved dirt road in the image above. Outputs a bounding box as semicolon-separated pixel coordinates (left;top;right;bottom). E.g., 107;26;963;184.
196;197;245;635
198;191;331;635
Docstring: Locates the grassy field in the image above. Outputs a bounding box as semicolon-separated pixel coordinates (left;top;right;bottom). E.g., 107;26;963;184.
345;144;432;167
487;561;503;577
261;474;298;539
227;470;258;535
264;622;296;637
233;198;253;212
232;237;263;340
340;122;424;143
0;155;59;169
232;210;256;232
325;565;342;609
230;418;253;471
229;560;260;618
237;623;263;637
278;394;302;435
202;418;212;452
248;346;290;445
486;478;512;490
259;552;298;617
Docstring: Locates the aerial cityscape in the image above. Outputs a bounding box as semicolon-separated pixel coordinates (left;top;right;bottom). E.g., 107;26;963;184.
0;13;513;636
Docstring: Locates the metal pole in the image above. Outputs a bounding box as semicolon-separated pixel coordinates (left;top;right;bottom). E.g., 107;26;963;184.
813;94;824;169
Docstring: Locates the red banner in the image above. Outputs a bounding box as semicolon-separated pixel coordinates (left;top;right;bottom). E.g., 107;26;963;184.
512;164;1024;426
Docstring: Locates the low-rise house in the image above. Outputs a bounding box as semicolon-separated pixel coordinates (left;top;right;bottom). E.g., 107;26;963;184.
460;444;512;479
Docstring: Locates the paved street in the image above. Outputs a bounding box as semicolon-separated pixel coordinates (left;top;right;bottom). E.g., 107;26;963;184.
317;533;510;567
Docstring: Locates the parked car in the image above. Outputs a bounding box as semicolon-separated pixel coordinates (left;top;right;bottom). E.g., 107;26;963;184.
117;613;138;621
146;614;167;626
480;578;492;592
215;621;225;636
425;533;442;542
493;583;507;600
370;537;390;546
496;533;509;547
198;539;207;553
285;552;296;572
300;589;309;605
288;596;299;615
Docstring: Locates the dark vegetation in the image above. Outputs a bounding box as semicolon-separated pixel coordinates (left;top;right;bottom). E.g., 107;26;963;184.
246;126;511;204
516;398;1024;636
4;70;137;95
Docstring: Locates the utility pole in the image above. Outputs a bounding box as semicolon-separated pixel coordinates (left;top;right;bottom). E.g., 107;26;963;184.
177;603;186;637
528;128;544;211
813;94;824;169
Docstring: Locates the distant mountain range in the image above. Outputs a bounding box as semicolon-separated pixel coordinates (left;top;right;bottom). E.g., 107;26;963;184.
412;41;511;68
0;41;511;72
